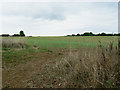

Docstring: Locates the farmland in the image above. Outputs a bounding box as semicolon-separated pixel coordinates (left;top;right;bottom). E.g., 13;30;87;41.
1;36;120;88
26;36;118;48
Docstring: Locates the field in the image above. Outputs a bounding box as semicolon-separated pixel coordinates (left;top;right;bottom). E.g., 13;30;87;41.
1;36;120;88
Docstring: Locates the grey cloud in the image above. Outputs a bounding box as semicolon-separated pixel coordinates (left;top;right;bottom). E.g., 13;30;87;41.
1;2;66;21
1;2;118;36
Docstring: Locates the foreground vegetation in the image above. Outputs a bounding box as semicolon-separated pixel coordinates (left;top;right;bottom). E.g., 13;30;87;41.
2;36;119;88
34;43;119;88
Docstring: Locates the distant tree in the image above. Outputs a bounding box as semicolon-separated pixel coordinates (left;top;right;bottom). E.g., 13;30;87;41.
107;34;113;36
67;35;71;36
66;32;120;36
118;33;120;36
82;32;93;36
19;30;25;36
1;34;10;37
97;33;101;36
89;32;94;36
113;34;118;36
13;34;20;37
76;33;80;36
72;34;76;36
100;32;106;36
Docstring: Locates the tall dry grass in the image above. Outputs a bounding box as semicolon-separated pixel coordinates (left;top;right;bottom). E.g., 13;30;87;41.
33;41;119;88
2;37;28;49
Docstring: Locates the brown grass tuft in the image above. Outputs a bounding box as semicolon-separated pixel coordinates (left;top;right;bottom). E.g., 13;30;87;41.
2;37;28;49
33;41;119;88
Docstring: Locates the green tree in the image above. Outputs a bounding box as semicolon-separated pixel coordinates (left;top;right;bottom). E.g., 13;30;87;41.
72;34;76;36
101;32;106;36
76;33;80;36
82;32;93;36
19;30;25;36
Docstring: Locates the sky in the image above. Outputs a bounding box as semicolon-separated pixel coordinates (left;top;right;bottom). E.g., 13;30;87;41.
0;2;118;36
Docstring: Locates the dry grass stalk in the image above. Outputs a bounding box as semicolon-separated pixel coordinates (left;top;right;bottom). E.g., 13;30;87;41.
2;37;28;49
32;41;119;88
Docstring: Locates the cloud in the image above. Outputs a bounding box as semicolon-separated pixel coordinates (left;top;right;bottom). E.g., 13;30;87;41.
1;2;67;21
0;2;118;36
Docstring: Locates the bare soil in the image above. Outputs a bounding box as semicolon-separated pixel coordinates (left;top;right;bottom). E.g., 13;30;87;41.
2;48;70;88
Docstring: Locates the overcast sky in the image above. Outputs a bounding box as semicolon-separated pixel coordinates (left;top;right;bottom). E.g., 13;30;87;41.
0;2;118;36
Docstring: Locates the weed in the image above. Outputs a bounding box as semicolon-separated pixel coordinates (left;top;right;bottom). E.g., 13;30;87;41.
2;37;28;49
33;41;119;88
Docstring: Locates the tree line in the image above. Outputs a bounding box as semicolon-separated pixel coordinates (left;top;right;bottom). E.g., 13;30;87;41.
67;32;120;36
1;31;119;37
0;30;25;37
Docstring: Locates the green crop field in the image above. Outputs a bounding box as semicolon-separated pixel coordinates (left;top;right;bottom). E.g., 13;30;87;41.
25;36;118;48
2;36;118;49
2;36;119;88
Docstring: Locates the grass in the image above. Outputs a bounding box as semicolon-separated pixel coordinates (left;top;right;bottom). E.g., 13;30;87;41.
33;42;119;88
2;36;119;88
26;36;118;48
2;36;118;64
2;47;54;65
2;36;118;49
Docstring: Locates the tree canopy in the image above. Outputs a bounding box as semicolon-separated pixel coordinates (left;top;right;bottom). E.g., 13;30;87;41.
19;30;25;36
